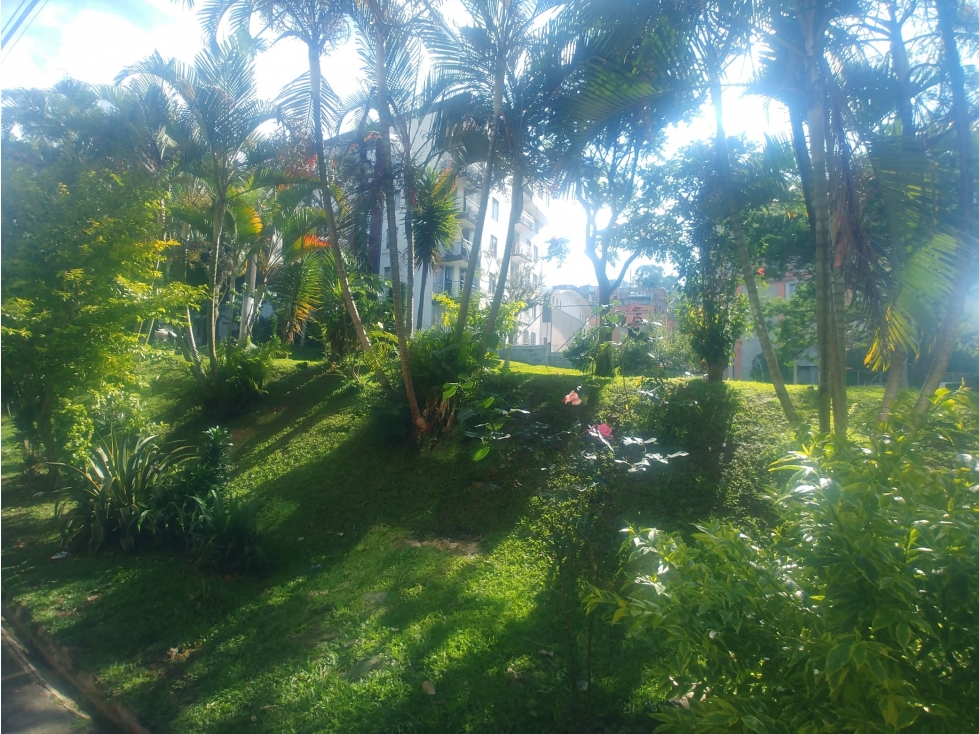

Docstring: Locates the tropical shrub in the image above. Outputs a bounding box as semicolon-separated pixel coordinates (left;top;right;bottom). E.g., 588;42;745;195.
57;427;263;570
155;427;264;570
591;389;979;732
677;294;748;381
197;340;282;418
565;326;698;377
56;433;193;552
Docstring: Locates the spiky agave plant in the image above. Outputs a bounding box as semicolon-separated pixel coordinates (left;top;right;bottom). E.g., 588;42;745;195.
56;434;194;552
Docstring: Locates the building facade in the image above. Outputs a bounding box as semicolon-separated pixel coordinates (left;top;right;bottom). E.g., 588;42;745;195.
378;165;550;338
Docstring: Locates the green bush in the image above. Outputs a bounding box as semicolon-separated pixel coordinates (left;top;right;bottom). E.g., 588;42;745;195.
56;433;193;552
592;389;979;732
565;327;699;377
155;427;264;571
57;427;263;570
197;340;282;418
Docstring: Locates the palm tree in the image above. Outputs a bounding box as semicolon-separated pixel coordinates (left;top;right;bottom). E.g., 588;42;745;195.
913;0;976;415
119;39;278;377
355;0;428;432
183;0;392;390
426;0;531;341
479;0;555;354
412;166;462;330
694;0;799;421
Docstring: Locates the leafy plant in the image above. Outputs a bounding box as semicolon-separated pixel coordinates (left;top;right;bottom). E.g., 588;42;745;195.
197;339;283;418
56;433;193;552
591;389;979;732
156;427;264;570
677;293;748;382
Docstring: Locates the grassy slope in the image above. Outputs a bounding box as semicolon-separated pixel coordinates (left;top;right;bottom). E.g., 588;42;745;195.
1;362;884;733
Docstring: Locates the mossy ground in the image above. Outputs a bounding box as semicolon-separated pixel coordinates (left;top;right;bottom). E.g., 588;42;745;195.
1;358;886;733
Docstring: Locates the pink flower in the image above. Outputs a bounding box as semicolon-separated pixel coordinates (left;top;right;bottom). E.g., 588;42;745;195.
587;423;614;445
563;390;582;406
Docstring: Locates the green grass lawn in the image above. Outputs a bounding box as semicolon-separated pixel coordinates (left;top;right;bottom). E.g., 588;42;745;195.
1;362;886;733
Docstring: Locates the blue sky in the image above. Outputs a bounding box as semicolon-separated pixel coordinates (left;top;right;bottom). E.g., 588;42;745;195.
1;0;789;287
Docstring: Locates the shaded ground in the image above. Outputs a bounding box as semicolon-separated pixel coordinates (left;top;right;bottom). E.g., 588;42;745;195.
1;360;886;733
2;627;100;734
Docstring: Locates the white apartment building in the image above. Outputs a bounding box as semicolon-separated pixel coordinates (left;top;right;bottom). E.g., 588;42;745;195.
377;128;551;336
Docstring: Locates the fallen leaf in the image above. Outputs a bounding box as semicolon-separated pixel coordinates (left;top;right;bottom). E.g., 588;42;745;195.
50;551;68;560
506;667;521;680
538;649;554;657
422;681;436;695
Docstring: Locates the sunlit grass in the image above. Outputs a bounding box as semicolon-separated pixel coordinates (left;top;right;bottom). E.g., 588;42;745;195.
1;361;886;732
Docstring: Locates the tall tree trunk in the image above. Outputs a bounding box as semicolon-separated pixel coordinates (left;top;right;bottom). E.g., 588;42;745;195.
307;42;391;392
887;0;915;137
914;0;976;415
184;306;205;380
208;192;226;374
710;79;799;423
416;265;429;331
401;155;415;337
369;197;384;273
481;165;523;352
878;343;907;421
829;268;848;434
373;16;427;432
239;252;257;344
455;58;505;341
799;9;836;434
878;9;916;422
225;252;238;350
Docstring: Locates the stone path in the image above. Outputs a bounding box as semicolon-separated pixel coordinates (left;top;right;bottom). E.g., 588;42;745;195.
2;626;99;734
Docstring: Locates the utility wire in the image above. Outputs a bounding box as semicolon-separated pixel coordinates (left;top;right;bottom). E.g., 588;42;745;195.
2;0;32;36
2;0;47;55
1;0;41;48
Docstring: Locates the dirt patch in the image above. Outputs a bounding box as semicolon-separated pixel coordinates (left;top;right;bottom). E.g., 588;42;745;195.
402;538;480;555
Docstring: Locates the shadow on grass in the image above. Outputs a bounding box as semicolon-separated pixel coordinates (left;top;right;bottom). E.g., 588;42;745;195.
2;367;664;733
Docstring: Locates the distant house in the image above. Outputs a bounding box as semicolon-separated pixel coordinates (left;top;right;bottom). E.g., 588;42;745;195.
729;275;819;383
542;287;592;351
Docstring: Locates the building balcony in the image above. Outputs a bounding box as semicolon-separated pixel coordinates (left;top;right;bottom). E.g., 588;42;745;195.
435;279;462;298
515;211;536;233
443;241;471;263
461;196;480;223
511;244;531;263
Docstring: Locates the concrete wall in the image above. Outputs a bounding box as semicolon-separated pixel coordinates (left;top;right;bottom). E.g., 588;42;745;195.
507;345;577;370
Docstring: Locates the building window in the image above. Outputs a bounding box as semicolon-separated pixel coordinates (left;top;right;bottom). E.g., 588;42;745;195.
489;234;498;257
530;332;537;345
533;245;538;260
443;267;453;294
522;330;530;345
383;266;391;280
786;281;798;297
491;198;499;221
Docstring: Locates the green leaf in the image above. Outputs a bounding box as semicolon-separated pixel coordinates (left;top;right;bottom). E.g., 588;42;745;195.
442;384;459;401
472;446;490;462
824;642;851;677
741;715;769;734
